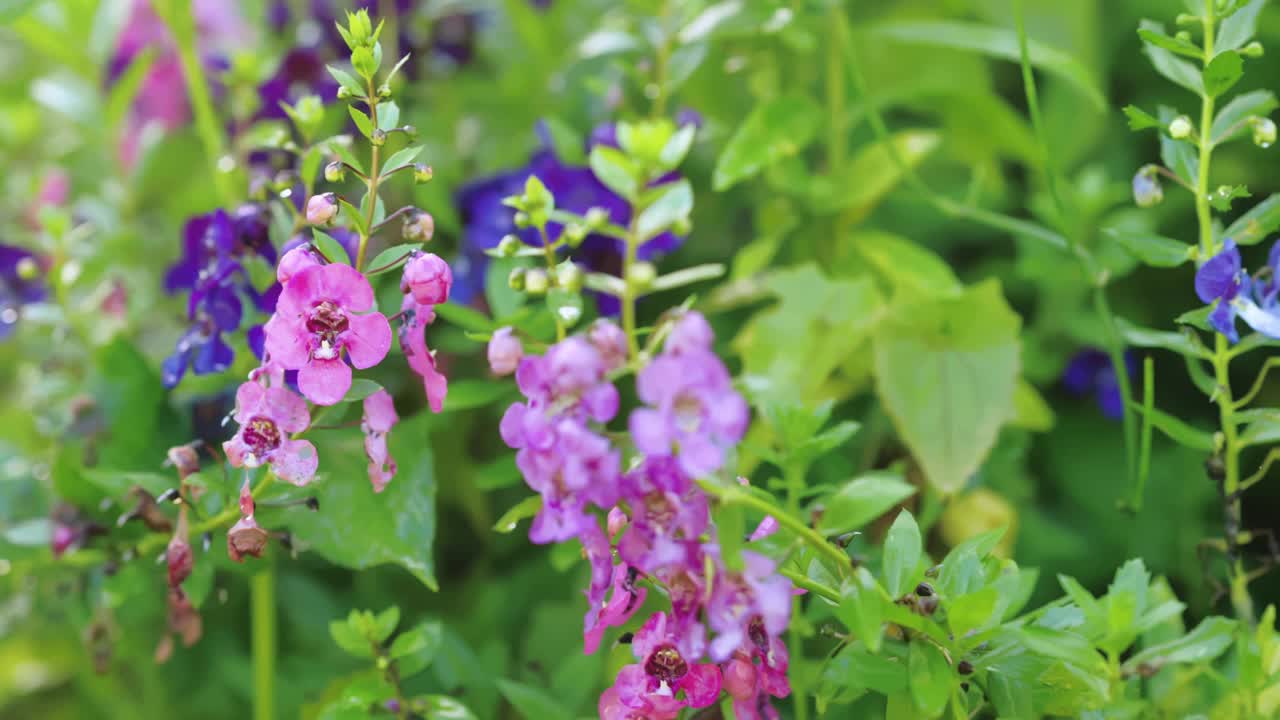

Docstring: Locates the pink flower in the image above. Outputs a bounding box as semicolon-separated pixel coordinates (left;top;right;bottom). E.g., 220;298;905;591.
277;243;324;285
581;521;647;654
305;193;338;225
399;296;447;412
589;319;629;372
223;379;318;485
362;389;399;492
264;264;392;405
400;251;452;305
487;326;523;376
606;612;722;718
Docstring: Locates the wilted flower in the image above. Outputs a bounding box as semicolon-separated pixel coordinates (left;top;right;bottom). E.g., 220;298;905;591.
228;480;269;562
166;510;193;587
1132;165;1163;208
403;212;435;243
362;390;399;492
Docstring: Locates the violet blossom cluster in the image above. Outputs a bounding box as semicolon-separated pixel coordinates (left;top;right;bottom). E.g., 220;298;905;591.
493;312;792;719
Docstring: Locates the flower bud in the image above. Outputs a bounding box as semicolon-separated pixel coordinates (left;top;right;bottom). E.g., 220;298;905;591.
324;161;346;183
167;536;193;588
371;129;387;147
1242;40;1265;58
165;444;201;482
672;216;692;236
51;523;78;557
507;267;526;291
400;251;452;305
15;256;39;280
1168;115;1193;139
497;234;522;257
305;192;338;225
584;207;610;228
723;655;757;699
337;85;352;100
564;223;588;247
626;261;657;292
401;125;418;138
557;262;584;293
346;9;374;46
524;267;549;295
589;319;628;371
402;211;435;243
487;327;523;376
513;211;531;228
1253;117;1276;148
377;84;392;98
413;163;434;184
227;516;269;563
606;506;629;541
1132;166;1163;208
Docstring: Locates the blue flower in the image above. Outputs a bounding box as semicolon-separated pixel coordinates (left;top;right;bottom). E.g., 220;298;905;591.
1195;239;1247;343
0;245;46;340
1236;239;1280;338
1063;348;1135;420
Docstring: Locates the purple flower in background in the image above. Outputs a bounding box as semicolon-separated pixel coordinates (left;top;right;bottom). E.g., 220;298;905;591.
255;46;338;121
1195;239;1247;343
1062;348;1136;421
0;245;46;340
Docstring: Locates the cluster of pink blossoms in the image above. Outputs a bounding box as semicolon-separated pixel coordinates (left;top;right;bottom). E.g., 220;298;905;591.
221;241;451;498
492;312;792;720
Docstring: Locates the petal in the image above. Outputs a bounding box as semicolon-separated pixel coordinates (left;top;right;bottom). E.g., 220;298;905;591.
193;333;234;375
298;357;352;405
613;664;655;710
679;664;723;708
629;408;671;456
1237;297;1280;339
1195;242;1242;303
266;386;311;432
272;438;319;485
500;403;528;448
344;312;392;368
582;382;619;424
161;347;190;388
362;389;399;432
234;381;266;423
222;434;251;468
263;314;310;369
204;286;243;331
1209;300;1240;344
677;434;722;478
320;262;374;310
278;264;326;308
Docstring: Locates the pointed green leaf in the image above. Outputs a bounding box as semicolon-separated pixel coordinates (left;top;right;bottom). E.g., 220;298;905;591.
818;472;915;536
713;93;822;190
883;510;922;598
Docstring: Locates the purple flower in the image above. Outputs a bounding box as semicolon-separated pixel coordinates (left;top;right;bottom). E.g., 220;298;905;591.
512;336;620;423
629;315;749;478
1236;238;1280;338
722;639;791;720
362;390;399;492
255;47;338;121
616;457;709;575
223;377;317;485
706;551;793;663
0;245;46;340
581;520;647;654
399;296;449;413
606;612;722;718
1195;239;1246;342
401;251;452;306
1062;348;1136;421
487;326;523;376
162;315;236;387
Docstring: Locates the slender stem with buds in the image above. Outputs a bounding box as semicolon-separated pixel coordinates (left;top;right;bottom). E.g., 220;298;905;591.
356;80;382;271
621;217;642;361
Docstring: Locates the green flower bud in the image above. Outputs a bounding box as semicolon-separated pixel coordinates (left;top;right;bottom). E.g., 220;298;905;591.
337;85;352;100
626;261;657;292
497;235;522;257
584;207;610;228
1168;115;1193;139
413;163;433;184
565;224;588;248
346;10;374;47
524;268;549;295
377;84;392;99
324;161;346;183
371;129;387;147
401;125;418;138
513;211;531;229
557;262;584;293
1253;117;1276;148
672;216;692;236
15;257;39;280
507;267;526;291
1242;41;1265;58
1132;165;1163;208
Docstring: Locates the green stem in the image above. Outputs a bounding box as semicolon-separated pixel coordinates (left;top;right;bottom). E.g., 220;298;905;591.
160;3;232;205
696;478;850;575
538;226;566;341
251;555;277;720
784;461;809;720
779;566;840;602
621;218;642;361
357;83;382;271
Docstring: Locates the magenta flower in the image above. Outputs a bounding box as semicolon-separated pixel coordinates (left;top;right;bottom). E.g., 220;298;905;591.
362;389;399;492
581;520;647;654
399;296;448;412
722;641;791;720
487;326;523;376
706;551;793;662
264;263;392;405
401;251;453;306
629;343;749;479
589;319;629;372
513;336;619;423
277;242;325;285
607;612;722;718
616;457;709;575
305;193;338;225
223;379;318;485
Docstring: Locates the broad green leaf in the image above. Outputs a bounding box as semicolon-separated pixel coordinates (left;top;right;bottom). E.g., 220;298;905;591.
312;229;351;265
882;510;922;597
818;472;915;536
871;20;1105;109
391;620;444;677
849;231;961;299
715;502;746;572
636;180;693;243
340;378;383;403
1118;319;1205;357
823;642;908;698
1020;627;1108;675
1129;403;1215;451
433;302;497;332
381;145;423;175
873;280;1021;494
348;105;374;138
1240;414;1280;447
441;380;516;413
1010;380;1055;432
271;412;437;589
836;568;884;652
1123;616;1236;671
1158;106;1199;184
324;134;365;175
1140;21;1203;94
1204;51;1244;97
908;640;952;718
330;616;374;658
417;697;476;720
1212;90;1278;142
713;93;822;190
493;495;542;534
658;123;697;171
372;606;400;644
987;669;1034;720
326;65;365;99
948;586;1000;637
1103;228;1192;268
1137;28;1201;58
1209;184;1251;212
496;679;573;720
377;101;400;131
588;145;639;201
806;131;941;218
1224;194;1280;245
1217;0;1266;52
365;243;421;276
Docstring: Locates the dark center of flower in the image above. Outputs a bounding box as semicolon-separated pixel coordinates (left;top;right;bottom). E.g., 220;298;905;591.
673;393;702;434
748;615;768;652
644;644;688;684
242;416;282;456
643;491;676;528
306;300;349;358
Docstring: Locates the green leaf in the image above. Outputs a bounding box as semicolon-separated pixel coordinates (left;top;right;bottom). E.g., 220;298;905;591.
381;144;423;175
883;510;922;598
873;280;1021;494
416;697;476;720
658;123;697;171
1137;28;1202;58
1103;228;1192;268
1123;105;1162;131
948;586;1000;637
807;131;941;217
850;231;962;299
372;606;400;643
348;105;374;138
1010;380;1055;432
324;135;365;175
330;616;374;658
326;65;366;99
496;679;573;720
1176;305;1213;331
588;145;639;201
1217;0;1266;52
1204;51;1244;97
365;243;421;276
715;502;746;572
337;198;368;237
987;669;1034;720
312;230;351;265
636;180;693;243
271;412;438;589
908;641;953;718
1240;414;1280;447
713;93;822;190
1020;626;1108;676
1159;106;1199;184
106;48;156;133
390;620;444;677
1212;90;1278;142
1209;184;1251;212
818;472;916;536
1140;20;1203;94
433;302;497;332
1118;319;1205;357
441;380;515;413
1225;194;1280;245
493;495;542;534
871;20;1105;109
377;101;400;131
1123;616;1236;672
341;378;383;403
1129;403;1215;451
836;568;885;652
